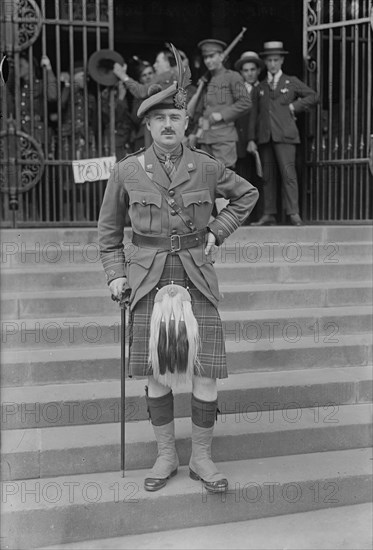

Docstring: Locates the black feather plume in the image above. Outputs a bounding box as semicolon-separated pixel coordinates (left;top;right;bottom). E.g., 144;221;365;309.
169;43;191;90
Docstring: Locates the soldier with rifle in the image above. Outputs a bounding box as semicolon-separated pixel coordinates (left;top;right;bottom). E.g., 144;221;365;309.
187;28;250;173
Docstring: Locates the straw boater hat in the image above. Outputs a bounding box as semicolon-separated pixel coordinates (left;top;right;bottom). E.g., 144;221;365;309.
234;51;265;72
137;43;191;118
260;41;289;57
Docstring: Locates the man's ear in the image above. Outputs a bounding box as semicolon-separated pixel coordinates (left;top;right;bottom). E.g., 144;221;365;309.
145;116;151;131
184;115;189;130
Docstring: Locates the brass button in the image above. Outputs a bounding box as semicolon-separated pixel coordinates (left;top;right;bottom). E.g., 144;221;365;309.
169;190;175;196
198;200;202;204
142;199;146;205
171;210;176;216
171;229;177;234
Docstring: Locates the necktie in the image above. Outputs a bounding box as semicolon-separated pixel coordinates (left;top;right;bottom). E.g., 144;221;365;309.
163;153;177;181
269;78;276;90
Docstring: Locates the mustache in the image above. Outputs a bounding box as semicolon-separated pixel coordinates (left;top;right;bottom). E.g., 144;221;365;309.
161;129;175;135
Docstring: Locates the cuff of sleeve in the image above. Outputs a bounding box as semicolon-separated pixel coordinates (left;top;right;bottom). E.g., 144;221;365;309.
105;264;126;285
208;221;229;246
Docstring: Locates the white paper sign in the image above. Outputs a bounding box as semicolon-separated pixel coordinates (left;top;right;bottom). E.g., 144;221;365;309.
72;156;116;183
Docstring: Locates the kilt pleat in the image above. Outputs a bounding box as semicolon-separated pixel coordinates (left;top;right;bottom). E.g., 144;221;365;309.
127;254;227;379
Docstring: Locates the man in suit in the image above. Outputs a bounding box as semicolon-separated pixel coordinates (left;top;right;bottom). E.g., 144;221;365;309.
234;51;265;222
248;41;319;226
98;47;259;495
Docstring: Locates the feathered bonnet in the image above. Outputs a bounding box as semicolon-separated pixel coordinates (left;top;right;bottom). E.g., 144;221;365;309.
137;44;191;118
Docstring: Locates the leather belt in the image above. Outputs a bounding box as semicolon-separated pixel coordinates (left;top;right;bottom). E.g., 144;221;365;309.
132;230;206;252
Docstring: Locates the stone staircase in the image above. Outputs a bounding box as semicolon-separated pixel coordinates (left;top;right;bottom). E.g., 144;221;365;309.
1;226;372;549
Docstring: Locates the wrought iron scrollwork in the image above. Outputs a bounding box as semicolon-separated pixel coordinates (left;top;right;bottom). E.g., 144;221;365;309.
13;0;42;52
0;118;45;210
305;0;318;73
306;0;318;26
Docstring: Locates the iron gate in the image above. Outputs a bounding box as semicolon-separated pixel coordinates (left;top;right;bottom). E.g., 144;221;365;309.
303;0;373;222
0;0;115;227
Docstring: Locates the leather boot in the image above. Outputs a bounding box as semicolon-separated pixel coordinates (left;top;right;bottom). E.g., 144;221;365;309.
144;390;179;492
250;214;277;226
189;395;228;493
289;213;304;226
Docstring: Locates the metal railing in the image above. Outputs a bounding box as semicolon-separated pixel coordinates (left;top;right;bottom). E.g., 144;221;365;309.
303;0;373;222
0;0;115;227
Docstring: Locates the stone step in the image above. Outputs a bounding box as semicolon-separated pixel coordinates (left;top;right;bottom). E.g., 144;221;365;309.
2;305;371;350
2;241;371;269
2;281;372;320
2;448;372;549
1;366;371;430
38;503;373;550
1;225;372;249
2;333;371;387
1;402;371;480
2;260;372;291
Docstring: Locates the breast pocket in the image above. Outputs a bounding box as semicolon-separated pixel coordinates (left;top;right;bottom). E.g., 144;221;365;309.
128;190;162;234
181;189;212;222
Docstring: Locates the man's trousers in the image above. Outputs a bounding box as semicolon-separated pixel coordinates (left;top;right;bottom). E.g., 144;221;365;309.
259;141;299;216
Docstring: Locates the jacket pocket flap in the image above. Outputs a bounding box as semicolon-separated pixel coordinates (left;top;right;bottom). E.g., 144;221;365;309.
129;190;162;208
188;246;213;266
182;189;212;208
126;247;157;268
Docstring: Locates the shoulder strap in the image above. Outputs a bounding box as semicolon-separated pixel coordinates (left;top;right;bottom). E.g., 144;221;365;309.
137;154;196;232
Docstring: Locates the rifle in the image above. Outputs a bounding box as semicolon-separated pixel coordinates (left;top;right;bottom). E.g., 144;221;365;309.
187;27;247;118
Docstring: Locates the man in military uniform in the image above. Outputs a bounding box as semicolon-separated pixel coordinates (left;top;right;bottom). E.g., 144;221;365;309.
61;64;97;158
247;41;319;226
188;39;252;170
98;46;258;494
8;54;57;145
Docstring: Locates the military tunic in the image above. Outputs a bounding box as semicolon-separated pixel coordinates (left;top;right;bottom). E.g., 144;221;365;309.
98;144;259;378
195;68;252;168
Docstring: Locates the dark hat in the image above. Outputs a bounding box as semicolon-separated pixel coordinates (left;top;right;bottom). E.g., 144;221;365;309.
260;41;289;57
88;49;124;86
137;44;191;118
197;39;227;56
234;51;265;72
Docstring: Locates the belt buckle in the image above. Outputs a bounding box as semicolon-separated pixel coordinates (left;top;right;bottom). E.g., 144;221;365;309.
170;234;181;252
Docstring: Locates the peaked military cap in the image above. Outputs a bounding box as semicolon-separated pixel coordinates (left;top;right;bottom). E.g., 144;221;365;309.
197;39;227;56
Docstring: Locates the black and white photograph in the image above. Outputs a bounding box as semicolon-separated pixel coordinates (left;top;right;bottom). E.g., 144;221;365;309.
0;0;372;548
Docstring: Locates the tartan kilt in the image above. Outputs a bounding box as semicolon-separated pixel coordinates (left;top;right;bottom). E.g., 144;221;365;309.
127;253;227;379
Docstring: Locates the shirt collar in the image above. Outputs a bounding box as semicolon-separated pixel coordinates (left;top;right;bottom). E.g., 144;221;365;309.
152;143;183;163
267;69;283;83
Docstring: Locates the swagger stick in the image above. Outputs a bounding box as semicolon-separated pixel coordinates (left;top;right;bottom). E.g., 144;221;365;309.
120;302;126;477
112;288;129;477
